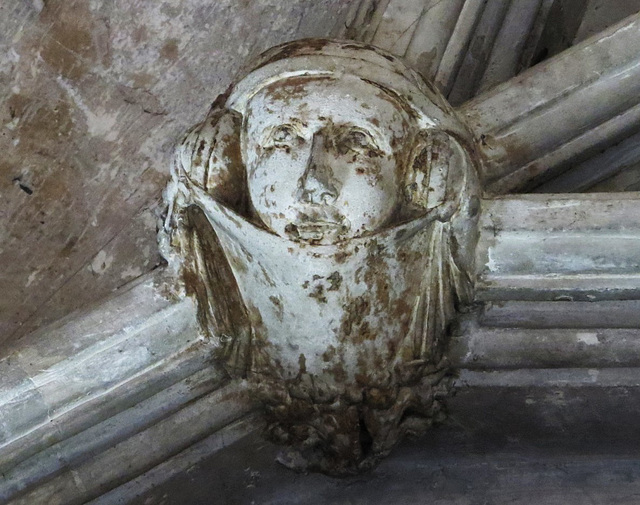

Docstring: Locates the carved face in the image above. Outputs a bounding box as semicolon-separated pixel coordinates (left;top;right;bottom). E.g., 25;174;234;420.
243;76;412;244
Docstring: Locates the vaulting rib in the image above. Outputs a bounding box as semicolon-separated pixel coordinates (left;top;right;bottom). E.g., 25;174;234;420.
459;12;640;194
475;194;640;301
450;193;640;377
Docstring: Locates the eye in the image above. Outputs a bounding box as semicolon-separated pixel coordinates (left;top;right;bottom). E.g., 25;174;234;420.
269;124;299;148
340;129;380;156
346;130;371;148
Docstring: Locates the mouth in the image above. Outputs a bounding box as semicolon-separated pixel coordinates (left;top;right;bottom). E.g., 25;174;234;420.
285;210;350;243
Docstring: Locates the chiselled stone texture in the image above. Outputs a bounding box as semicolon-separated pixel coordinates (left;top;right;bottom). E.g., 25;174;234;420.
162;39;481;474
0;0;367;344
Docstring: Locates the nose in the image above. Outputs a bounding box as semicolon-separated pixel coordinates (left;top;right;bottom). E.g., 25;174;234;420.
297;133;338;205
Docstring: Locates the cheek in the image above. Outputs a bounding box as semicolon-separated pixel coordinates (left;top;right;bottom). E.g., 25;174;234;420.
339;157;397;200
336;158;398;225
248;153;300;212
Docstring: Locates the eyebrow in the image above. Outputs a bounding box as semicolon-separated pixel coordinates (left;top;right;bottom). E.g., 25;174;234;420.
251;110;399;148
255;120;302;144
338;119;391;151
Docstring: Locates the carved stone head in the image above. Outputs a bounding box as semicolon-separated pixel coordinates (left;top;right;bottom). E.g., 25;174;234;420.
161;39;480;475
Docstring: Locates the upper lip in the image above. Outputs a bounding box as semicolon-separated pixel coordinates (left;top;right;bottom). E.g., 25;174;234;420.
288;208;350;241
296;220;342;230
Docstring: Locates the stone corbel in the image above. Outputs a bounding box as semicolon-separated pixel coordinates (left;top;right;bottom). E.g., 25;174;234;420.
159;36;640;475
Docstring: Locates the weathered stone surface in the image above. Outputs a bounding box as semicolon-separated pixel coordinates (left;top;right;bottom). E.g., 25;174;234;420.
475;194;640;301
128;390;640;505
575;0;640;41
3;2;640;500
0;269;255;504
0;0;368;344
460;11;640;193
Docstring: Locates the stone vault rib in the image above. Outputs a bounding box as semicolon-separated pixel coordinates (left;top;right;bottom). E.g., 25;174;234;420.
459;12;640;194
0;271;254;504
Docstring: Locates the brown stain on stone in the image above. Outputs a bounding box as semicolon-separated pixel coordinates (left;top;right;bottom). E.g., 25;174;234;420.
258;39;333;68
181;206;256;378
390;290;412;328
264;75;334;103
361;78;420;126
298;353;307;375
356;320;374;343
6;94;30;121
226;251;248;274
59;236;79;258
131;73;154;89
325;359;347;383
9;96;74;151
39;4;96;82
416;48;438;76
3;92;76;219
308;283;327;304
132;25;148;45
160;39;179;61
222;130;243;167
200;111;248;213
322;345;336;362
480;131;536;190
363;239;391;310
326;271;342;291
334;250;349;264
339;295;371;342
269;295;284;321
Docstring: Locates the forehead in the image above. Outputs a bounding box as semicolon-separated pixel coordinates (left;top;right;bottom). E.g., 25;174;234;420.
244;76;411;136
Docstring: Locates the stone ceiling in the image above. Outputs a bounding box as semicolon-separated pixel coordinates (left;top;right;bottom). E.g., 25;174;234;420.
0;0;358;343
1;0;639;347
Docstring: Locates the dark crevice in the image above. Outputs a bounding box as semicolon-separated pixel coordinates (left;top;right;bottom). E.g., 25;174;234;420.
12;177;33;195
358;411;373;457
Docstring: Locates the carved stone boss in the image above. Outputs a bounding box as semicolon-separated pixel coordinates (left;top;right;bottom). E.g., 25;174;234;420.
160;39;482;475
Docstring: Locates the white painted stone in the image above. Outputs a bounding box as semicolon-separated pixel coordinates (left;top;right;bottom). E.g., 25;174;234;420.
162;39;481;474
476;194;640;301
576;332;599;346
0;270;255;503
4;6;640;499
